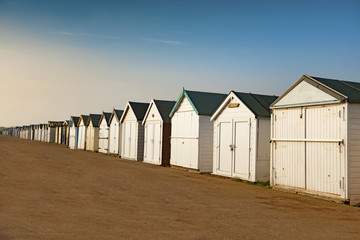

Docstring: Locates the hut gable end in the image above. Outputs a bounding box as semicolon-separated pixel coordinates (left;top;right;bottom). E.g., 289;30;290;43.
273;80;339;108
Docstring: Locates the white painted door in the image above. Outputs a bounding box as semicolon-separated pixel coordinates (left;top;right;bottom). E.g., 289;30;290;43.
218;122;232;173
123;122;136;159
305;106;342;195
69;127;76;149
234;121;250;177
145;122;161;164
273;108;306;188
109;123;117;154
145;123;155;161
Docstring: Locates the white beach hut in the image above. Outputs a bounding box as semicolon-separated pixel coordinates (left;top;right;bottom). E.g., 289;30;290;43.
98;112;112;154
211;91;278;181
142;99;176;165
77;115;89;150
108;109;123;155
86;114;102;152
69;116;80;150
169;89;227;172
120;102;149;161
270;74;360;205
47;121;57;143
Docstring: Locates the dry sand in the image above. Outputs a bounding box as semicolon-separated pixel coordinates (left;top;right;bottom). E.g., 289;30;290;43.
0;135;359;240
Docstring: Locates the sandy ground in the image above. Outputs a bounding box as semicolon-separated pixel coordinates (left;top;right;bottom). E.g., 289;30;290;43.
0;135;359;240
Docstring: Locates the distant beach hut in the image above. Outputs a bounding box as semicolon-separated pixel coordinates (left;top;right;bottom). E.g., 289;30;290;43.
69;116;80;149
108;109;123;155
120;102;149;161
47;121;58;143
98;112;112;154
86;114;102;152
77;115;89;150
169;89;227;172
142;99;175;166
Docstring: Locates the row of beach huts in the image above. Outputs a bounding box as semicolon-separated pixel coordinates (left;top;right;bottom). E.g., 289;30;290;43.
2;75;360;205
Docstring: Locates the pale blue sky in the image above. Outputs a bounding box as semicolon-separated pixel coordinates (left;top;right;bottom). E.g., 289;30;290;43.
1;0;359;126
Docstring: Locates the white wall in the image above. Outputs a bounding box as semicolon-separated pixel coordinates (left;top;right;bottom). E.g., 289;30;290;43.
170;97;200;170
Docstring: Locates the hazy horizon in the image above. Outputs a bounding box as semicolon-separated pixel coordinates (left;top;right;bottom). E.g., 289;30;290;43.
1;0;359;127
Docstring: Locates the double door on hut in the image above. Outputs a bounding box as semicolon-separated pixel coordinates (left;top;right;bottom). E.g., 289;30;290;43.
272;105;345;196
216;119;251;179
144;121;161;164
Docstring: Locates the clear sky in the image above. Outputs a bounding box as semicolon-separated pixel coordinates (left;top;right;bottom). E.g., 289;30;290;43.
1;0;359;127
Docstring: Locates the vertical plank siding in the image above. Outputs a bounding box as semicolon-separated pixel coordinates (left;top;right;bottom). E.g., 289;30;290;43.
348;104;360;204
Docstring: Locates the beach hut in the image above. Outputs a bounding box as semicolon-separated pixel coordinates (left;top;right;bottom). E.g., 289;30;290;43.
210;91;278;181
120;102;149;161
270;75;360;205
98;112;112;154
30;125;35;140
61;121;69;145
34;125;39;141
108;109;124;155
77;115;89;150
39;124;44;141
86;114;102;152
169;89;227;172
142;99;176;165
47;121;57;143
69;116;80;150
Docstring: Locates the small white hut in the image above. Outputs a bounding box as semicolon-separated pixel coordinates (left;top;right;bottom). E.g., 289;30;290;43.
211;91;278;181
77;115;89;150
98;112;112;154
142;99;175;165
108;109;123;155
69;116;80;150
47;121;57;143
169;89;227;172
86;114;102;152
120;102;149;161
270;75;360;205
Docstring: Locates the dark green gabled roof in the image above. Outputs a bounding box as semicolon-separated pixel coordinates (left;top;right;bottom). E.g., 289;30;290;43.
110;109;124;122
100;112;112;126
170;89;227;117
233;92;278;117
104;112;112;124
153;100;176;123
114;109;123;120
129;102;149;121
88;114;102;127
70;116;80;127
310;76;360;103
78;115;89;127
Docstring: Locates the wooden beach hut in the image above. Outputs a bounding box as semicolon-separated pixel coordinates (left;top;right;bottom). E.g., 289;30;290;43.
86;114;102;152
270;74;360;205
142;99;176;165
108;109;123;155
169;89;227;172
120;102;149;161
98;112;112;154
211;91;277;181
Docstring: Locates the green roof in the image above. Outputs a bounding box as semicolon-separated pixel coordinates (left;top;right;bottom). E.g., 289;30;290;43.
70;116;80;127
100;112;112;125
88;114;102;127
170;89;227;117
129;102;149;121
110;109;124;123
233;92;278;117
153;100;176;123
78;115;89;127
310;76;360;103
